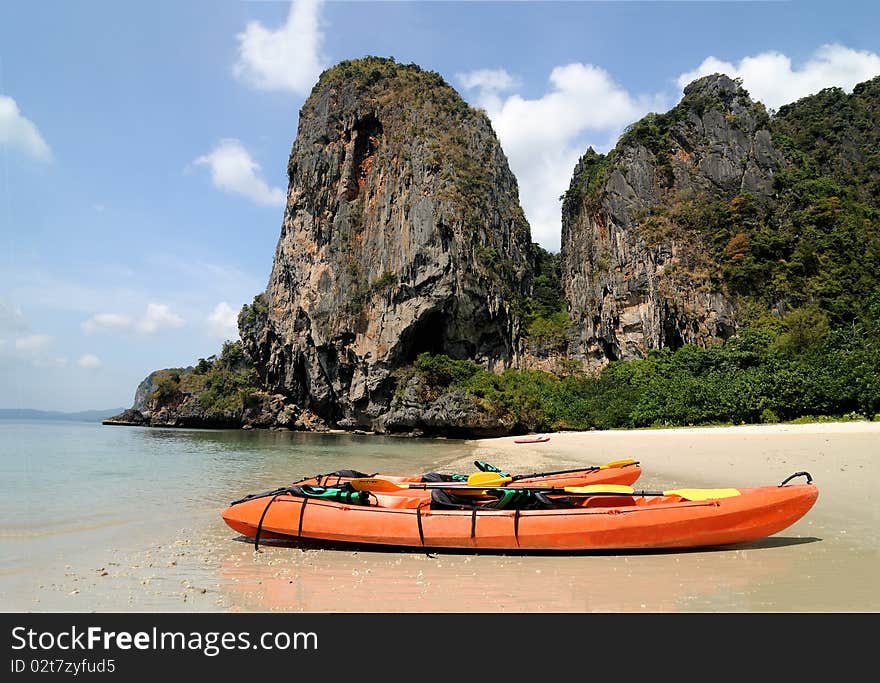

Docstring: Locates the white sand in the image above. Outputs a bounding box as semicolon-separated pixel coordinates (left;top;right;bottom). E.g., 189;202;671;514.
467;422;879;528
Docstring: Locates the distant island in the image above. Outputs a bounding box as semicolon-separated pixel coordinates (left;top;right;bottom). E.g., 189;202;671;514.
105;57;880;437
1;408;127;423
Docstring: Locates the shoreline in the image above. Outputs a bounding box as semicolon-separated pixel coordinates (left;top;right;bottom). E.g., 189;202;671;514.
101;415;880;439
5;419;878;612
496;419;880;439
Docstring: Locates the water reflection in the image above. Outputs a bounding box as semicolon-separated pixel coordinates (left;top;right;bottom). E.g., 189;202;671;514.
217;541;803;612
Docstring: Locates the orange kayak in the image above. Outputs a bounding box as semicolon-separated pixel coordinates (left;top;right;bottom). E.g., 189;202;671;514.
221;471;817;551
298;459;642;490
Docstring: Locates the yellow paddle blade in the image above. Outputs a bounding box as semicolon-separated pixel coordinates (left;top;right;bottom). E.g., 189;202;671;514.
663;488;741;501
564;484;635;495
599;458;637;469
466;472;513;486
349;477;407;492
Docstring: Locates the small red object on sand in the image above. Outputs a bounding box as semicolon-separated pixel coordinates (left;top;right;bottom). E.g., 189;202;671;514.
514;436;551;444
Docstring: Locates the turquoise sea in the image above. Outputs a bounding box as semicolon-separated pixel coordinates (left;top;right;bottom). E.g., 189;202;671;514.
0;419;473;609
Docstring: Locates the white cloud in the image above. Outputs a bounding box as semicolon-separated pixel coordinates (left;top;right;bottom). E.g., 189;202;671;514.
0;95;51;161
206;302;240;341
12;333;67;369
233;0;325;94
81;304;184;336
82;313;132;334
457;68;521;94
77;354;101;369
193;139;285;207
15;334;51;351
677;44;880;110
134;303;185;335
459;64;667;250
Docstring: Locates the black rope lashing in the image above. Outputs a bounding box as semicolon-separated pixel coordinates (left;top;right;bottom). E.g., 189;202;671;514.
779;471;813;486
416;501;426;547
513;509;521;547
415;501;436;558
254;492;283;552
470;507;478;540
297;496;309;538
230;486;288;507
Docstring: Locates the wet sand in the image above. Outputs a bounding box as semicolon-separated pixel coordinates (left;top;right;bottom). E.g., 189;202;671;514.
8;422;879;613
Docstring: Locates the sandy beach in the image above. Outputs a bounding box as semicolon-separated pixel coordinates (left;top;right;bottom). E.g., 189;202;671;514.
470;421;879;520
7;420;877;613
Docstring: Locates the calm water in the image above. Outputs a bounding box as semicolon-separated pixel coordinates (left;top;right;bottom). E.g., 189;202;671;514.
0;420;473;579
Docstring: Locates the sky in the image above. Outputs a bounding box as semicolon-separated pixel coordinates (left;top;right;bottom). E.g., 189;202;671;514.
1;0;879;411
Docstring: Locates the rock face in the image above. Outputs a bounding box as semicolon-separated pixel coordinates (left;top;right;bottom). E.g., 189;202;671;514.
132;368;189;412
239;58;533;429
106;368;310;430
381;376;516;438
561;74;785;364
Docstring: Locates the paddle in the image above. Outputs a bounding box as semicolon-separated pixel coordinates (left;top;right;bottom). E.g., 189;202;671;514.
564;485;741;501
337;457;640;490
465;458;639;487
349;478;741;502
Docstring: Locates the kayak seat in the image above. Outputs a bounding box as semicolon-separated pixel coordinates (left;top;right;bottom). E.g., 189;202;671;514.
429;488;578;511
328;469;372;478
421;472;467;483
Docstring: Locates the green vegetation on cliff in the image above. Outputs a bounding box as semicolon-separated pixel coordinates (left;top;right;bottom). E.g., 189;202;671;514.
770;77;880;206
150;341;261;416
522;245;570;353
412;294;880;431
564;75;880;328
562;147;615;221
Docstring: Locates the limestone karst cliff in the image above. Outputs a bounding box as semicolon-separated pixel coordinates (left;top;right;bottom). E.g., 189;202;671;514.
237;57;534;430
561;74;785;365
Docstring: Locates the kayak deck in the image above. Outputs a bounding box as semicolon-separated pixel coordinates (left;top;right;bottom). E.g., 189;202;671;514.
222;480;818;552
299;462;642;490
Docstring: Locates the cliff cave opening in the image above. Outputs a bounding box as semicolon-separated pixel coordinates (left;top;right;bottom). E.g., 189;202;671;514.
397;310;449;363
662;310;685;351
599;338;619;362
